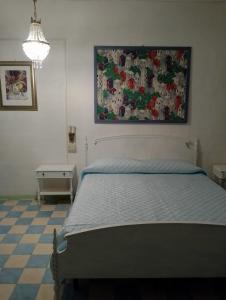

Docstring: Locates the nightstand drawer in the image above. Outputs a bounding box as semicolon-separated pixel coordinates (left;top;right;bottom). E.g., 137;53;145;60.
36;171;72;178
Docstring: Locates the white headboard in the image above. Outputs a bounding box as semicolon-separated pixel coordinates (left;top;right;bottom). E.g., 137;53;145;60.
85;135;199;166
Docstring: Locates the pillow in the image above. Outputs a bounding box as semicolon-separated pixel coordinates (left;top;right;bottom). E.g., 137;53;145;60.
81;158;205;179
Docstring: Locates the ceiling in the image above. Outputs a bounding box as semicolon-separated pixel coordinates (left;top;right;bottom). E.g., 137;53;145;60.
0;0;225;40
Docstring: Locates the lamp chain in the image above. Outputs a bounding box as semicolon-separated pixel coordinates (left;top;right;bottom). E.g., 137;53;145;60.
33;0;37;21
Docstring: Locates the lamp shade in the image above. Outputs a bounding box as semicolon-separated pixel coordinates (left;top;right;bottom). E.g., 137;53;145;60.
22;21;50;69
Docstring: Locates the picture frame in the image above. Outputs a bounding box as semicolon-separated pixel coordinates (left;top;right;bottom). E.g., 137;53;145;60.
94;46;191;123
0;61;37;111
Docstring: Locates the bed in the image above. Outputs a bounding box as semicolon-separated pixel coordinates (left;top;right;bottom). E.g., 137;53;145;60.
51;135;226;300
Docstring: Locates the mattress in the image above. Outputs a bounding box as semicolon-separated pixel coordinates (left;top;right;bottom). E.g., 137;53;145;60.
63;159;226;234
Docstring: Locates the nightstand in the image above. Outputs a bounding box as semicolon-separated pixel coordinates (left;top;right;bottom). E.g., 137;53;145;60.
35;164;76;205
213;165;226;188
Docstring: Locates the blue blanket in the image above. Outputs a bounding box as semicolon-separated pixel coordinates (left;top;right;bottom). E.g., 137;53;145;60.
63;159;226;234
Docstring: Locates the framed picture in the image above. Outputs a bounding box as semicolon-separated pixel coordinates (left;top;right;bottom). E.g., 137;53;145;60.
94;46;191;123
0;61;37;111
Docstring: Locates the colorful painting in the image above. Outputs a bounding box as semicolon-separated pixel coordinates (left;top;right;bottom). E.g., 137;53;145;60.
5;70;28;101
0;61;37;111
94;46;191;123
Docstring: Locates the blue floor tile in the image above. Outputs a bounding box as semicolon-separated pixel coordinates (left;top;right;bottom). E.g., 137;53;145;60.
0;205;11;211
48;218;65;225
7;211;22;218
0;225;11;234
0;268;22;283
10;284;39;300
2;234;22;243
39;234;53;243
37;211;52;217
27;255;50;267
26;225;45;234
17;200;33;205
27;205;39;211
14;244;35;255
42;269;54;283
15;218;33;225
0;255;9;267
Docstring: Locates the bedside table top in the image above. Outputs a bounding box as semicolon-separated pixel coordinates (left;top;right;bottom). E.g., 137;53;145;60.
35;164;75;172
213;165;226;179
213;165;226;171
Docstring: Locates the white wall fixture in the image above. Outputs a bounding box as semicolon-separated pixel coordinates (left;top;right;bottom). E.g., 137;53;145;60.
68;126;76;153
22;0;50;69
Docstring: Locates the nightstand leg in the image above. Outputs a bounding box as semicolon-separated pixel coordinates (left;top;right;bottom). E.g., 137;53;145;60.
70;178;73;205
37;178;41;205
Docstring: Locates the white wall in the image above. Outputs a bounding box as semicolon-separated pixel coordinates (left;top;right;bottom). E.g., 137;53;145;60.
0;40;67;195
66;1;226;172
0;0;226;196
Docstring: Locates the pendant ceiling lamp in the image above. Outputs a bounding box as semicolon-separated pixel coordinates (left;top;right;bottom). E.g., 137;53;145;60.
22;0;50;69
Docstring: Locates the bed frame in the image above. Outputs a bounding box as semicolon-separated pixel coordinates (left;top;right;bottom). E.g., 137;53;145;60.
85;134;199;166
51;135;226;300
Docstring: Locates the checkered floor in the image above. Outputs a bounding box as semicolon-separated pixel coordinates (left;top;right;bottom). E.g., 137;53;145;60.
1;200;226;300
0;199;70;300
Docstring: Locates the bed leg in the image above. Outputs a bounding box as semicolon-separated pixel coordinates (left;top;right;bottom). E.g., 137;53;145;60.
53;228;62;300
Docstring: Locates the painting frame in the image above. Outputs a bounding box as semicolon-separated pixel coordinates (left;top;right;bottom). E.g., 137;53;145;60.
94;46;191;124
0;61;37;111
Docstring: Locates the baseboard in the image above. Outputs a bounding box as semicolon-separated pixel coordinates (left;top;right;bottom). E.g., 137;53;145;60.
0;195;36;201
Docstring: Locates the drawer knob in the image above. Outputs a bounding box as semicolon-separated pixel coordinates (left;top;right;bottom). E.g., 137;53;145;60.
63;172;66;176
42;172;45;177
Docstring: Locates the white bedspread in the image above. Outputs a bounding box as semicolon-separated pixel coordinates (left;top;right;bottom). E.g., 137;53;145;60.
63;172;226;233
